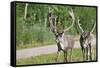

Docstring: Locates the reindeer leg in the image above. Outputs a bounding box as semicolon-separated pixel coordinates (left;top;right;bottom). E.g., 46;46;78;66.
81;47;85;61
83;49;86;61
86;47;88;61
63;50;66;62
80;40;85;61
55;51;60;62
63;50;67;62
66;50;68;62
69;48;72;62
84;48;87;61
64;51;66;62
89;43;92;60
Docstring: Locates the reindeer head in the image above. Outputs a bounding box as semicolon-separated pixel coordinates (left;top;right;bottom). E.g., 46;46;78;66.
55;31;64;43
77;16;96;45
54;8;75;43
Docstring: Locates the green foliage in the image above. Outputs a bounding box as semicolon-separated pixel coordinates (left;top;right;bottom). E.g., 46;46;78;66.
16;3;96;49
74;7;96;33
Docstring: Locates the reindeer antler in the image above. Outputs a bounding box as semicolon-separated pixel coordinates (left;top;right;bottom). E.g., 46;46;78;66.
48;7;57;33
77;16;84;33
64;8;75;32
91;19;96;33
49;7;52;14
68;8;75;21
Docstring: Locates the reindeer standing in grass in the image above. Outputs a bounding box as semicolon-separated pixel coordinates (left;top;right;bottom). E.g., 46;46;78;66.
48;8;75;62
77;16;96;61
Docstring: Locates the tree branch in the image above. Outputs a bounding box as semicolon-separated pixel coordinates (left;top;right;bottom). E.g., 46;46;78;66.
24;3;28;19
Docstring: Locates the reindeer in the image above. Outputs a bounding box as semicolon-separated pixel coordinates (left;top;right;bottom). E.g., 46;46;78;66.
48;8;75;62
77;16;96;61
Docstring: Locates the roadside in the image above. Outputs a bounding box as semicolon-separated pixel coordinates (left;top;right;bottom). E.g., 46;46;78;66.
17;37;96;59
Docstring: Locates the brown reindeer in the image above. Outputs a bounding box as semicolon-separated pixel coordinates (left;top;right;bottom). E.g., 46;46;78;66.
48;8;75;62
77;16;96;61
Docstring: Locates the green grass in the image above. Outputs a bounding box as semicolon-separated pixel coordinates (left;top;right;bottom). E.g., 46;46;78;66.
16;40;55;50
16;47;97;65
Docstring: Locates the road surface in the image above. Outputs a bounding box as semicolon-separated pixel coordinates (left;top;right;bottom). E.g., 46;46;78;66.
17;38;96;59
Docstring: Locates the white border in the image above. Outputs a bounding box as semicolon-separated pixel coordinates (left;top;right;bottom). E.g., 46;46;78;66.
0;0;99;68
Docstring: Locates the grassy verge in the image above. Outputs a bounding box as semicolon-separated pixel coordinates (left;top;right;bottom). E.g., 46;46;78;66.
16;47;96;65
17;40;55;50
